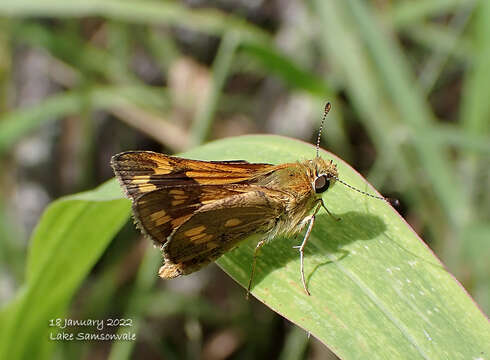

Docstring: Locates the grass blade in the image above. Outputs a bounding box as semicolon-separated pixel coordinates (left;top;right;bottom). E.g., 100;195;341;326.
191;32;240;146
0;181;130;360
184;135;489;359
0;85;168;154
1;0;271;46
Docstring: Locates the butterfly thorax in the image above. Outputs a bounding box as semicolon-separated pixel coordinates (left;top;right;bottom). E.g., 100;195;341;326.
250;157;338;239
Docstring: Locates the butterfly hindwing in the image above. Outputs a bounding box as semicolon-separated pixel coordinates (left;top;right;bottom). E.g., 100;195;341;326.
158;189;286;278
133;185;247;244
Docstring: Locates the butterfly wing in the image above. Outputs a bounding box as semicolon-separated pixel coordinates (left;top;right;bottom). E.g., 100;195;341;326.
111;151;288;277
159;188;287;278
132;185;247;245
111;151;274;200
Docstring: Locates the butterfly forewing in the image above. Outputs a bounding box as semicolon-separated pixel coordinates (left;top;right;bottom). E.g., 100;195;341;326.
111;151;274;200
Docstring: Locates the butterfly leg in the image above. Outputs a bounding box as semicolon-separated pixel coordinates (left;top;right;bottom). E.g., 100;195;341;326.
294;216;314;295
320;199;341;221
247;238;267;299
293;203;323;295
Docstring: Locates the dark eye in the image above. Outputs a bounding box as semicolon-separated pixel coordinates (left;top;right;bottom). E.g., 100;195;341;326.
314;175;330;193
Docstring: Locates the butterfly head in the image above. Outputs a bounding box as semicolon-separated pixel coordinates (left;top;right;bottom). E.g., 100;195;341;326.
309;157;338;195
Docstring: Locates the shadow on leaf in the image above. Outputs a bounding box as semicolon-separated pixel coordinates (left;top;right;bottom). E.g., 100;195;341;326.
239;210;386;292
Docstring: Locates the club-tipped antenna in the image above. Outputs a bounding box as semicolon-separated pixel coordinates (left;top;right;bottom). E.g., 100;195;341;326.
332;175;400;207
316;102;399;207
316;102;331;158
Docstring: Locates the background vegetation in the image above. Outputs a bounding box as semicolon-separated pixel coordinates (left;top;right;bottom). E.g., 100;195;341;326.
0;0;489;359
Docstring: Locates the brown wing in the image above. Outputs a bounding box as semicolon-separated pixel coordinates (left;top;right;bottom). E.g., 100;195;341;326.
158;189;287;278
111;151;274;200
132;185;247;245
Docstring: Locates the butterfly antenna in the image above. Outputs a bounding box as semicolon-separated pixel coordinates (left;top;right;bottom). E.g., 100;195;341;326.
316;102;331;158
332;175;400;206
316;102;399;207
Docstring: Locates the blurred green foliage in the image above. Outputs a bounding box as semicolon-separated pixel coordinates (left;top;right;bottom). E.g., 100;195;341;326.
0;0;489;359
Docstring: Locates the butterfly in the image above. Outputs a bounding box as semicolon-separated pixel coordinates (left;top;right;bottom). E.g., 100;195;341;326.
111;103;389;296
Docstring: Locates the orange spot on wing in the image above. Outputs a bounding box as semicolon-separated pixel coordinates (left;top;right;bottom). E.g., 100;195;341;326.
155;216;172;226
150;210;166;220
184;225;206;237
152;167;172;175
190;232;207;241
172;194;187;200
150;210;172;226
169;189;185;195
224;218;242;227
184;171;251;184
139;183;157;192
192;234;213;244
171;215;191;228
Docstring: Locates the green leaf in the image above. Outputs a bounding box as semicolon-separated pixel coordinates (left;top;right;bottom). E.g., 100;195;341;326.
184;136;489;359
0;182;130;360
1;135;488;360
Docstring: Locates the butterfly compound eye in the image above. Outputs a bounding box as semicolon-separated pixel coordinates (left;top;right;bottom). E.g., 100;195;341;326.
314;175;330;193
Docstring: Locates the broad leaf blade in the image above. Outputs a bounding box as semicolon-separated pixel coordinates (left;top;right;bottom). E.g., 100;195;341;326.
181;135;489;359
